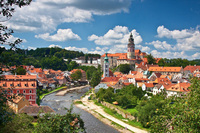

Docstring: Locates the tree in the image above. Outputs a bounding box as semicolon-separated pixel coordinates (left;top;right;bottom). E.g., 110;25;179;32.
90;71;101;88
84;54;88;63
13;66;26;75
157;58;165;66
34;106;85;133
1;113;34;133
147;54;156;64
0;0;31;47
119;64;131;74
71;70;82;81
150;78;200;132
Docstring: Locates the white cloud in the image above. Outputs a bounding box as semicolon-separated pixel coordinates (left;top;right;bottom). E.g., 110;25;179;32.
146;40;176;51
150;50;189;59
4;0;132;32
156;25;200;51
192;52;200;59
141;46;151;52
88;26;142;46
28;46;37;50
65;46;88;53
35;29;81;41
6;35;27;44
48;44;62;48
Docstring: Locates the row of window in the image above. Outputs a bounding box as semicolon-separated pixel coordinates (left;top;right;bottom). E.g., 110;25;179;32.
8;83;35;87
10;90;33;94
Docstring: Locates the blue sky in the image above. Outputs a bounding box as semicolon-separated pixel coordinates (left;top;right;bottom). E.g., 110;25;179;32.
2;0;200;59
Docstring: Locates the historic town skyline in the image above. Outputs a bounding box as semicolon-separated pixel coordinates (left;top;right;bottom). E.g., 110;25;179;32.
2;0;200;59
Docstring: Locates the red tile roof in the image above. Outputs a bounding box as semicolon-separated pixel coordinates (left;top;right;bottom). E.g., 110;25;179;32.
184;65;200;73
144;83;154;88
101;77;120;82
166;83;191;92
149;67;182;72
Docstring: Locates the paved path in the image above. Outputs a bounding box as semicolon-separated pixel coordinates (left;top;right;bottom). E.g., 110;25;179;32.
76;94;148;133
56;85;90;96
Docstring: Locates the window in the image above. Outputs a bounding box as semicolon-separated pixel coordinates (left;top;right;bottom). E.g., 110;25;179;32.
23;90;26;93
29;96;32;99
29;90;32;93
18;84;20;87
10;84;13;87
3;84;6;87
25;84;27;87
31;84;34;87
17;90;19;93
10;90;13;93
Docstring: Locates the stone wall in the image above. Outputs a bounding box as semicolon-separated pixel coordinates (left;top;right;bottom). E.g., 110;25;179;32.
101;101;137;121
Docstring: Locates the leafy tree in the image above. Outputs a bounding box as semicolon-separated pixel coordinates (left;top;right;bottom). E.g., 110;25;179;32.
119;64;131;74
71;70;82;81
136;92;167;128
157;58;165;66
1;113;34;133
13;66;26;75
147;54;156;64
90;71;101;88
150;78;200;132
34;106;85;133
68;61;79;71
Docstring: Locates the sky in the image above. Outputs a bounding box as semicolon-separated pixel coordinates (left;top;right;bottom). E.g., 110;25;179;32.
2;0;200;59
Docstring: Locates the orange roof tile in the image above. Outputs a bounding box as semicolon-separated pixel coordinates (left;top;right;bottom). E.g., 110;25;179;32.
144;83;154;88
70;69;85;73
123;82;132;86
166;83;190;92
101;77;120;82
3;75;37;80
113;72;122;76
184;65;200;73
149;67;182;72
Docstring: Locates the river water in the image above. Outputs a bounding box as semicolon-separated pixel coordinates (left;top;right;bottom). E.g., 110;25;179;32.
40;87;119;133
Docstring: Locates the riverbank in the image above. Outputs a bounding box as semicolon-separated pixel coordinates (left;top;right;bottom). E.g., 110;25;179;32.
75;94;148;133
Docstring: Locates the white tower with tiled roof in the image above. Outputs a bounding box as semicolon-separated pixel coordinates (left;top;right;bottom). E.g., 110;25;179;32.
127;33;135;59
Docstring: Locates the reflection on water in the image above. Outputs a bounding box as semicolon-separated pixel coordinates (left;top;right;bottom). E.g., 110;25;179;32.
40;87;119;133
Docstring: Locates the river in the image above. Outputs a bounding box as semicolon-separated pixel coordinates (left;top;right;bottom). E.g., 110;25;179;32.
40;86;120;133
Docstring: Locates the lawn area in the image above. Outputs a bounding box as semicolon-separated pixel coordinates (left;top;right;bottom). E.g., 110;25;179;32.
126;108;138;115
39;86;65;100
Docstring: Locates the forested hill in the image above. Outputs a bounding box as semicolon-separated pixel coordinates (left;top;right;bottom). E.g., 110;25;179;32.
0;47;100;71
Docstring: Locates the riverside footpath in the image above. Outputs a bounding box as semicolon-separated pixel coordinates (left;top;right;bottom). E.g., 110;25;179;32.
75;94;148;133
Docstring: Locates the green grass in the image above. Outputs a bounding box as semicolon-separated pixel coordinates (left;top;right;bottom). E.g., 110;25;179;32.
93;100;147;131
74;100;83;104
126;108;138;115
39;86;65;100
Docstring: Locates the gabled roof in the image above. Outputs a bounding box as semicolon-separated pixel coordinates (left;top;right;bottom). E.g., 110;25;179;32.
166;83;191;92
101;77;120;82
8;95;27;104
149;67;182;72
19;106;55;115
184;65;200;73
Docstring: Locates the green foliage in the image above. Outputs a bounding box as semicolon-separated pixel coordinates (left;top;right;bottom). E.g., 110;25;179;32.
147;54;156;64
150;78;200;132
1;113;34;133
158;58;196;68
71;70;82;81
12;66;26;75
34;106;85;133
96;84;145;109
90;71;101;88
119;64;131;74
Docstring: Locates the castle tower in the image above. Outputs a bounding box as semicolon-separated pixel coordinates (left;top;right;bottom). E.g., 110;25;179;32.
103;53;109;78
127;33;135;59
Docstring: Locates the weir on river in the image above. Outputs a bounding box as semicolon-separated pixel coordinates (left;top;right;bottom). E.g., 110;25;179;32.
40;86;119;133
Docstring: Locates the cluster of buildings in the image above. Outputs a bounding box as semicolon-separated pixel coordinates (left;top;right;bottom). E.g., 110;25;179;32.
96;33;200;97
0;65;87;114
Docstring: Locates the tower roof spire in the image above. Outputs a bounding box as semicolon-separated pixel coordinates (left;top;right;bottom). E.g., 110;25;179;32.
129;32;134;43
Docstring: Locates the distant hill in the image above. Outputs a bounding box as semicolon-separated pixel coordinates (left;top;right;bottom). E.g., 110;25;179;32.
0;47;100;71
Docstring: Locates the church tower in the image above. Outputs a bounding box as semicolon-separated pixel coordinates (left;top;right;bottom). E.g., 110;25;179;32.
127;33;135;59
103;53;109;78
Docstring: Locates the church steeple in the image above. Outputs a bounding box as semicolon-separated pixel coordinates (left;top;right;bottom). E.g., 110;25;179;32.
103;53;109;78
127;32;135;59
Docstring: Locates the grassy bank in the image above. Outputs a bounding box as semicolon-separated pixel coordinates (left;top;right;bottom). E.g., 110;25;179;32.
37;86;66;105
94;100;148;131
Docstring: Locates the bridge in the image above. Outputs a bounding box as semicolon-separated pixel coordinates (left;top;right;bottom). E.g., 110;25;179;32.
56;85;90;96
